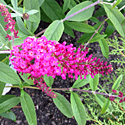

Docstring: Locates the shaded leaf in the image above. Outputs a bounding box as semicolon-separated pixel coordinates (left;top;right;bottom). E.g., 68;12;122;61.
66;21;95;33
41;0;65;21
0;97;20;114
63;0;70;13
0;110;16;122
64;21;75;38
0;95;15;104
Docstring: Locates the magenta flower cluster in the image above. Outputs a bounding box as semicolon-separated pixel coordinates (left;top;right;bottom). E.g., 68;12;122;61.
10;36;112;97
0;3;18;40
109;89;125;103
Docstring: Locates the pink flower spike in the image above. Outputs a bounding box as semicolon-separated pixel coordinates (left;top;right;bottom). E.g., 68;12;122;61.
119;99;124;103
112;89;117;94
109;96;115;102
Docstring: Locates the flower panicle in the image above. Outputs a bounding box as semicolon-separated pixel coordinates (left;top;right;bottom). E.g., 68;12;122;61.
0;3;19;40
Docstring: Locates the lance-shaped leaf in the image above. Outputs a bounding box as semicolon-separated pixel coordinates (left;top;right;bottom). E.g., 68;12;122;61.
41;0;65;21
71;92;86;125
65;1;94;21
43;74;54;87
43;20;64;41
0;81;6;98
0;110;16;122
0;95;15;104
20;90;37;125
72;75;90;88
53;92;73;118
0;62;22;85
66;21;95;33
89;34;107;43
89;74;99;91
20;73;34;85
63;0;70;13
103;4;125;37
16;17;32;35
0;97;20;114
112;74;123;90
99;39;109;58
101;99;110;114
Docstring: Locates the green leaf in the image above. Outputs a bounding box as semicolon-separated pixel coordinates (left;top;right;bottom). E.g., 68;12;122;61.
95;95;113;112
0;23;7;37
64;21;75;38
0;110;16;122
66;22;95;33
72;75;90;88
16;17;32;35
43;20;64;41
94;7;106;17
0;95;15;104
101;99;110;114
69;0;77;9
43;74;54;87
89;74;99;91
38;0;44;7
53;92;73;118
65;1;94;21
20;73;34;85
71;92;86;125
0;97;20;114
0;81;6;98
99;39;109;58
0;54;8;61
90;17;99;23
40;8;52;23
41;0;65;21
63;0;70;13
103;4;125;37
11;0;17;10
112;74;123;90
105;20;115;38
77;22;104;43
0;62;22;85
24;0;40;32
27;10;39;15
112;0;122;9
89;34;107;43
20;90;37;125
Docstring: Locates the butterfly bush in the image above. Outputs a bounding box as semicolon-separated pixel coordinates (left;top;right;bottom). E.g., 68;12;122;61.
0;3;18;40
10;36;113;98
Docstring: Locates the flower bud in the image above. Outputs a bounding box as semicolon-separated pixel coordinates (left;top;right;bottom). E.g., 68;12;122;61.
23;13;29;20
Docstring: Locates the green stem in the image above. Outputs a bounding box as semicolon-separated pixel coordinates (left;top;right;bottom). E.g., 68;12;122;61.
18;0;23;6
